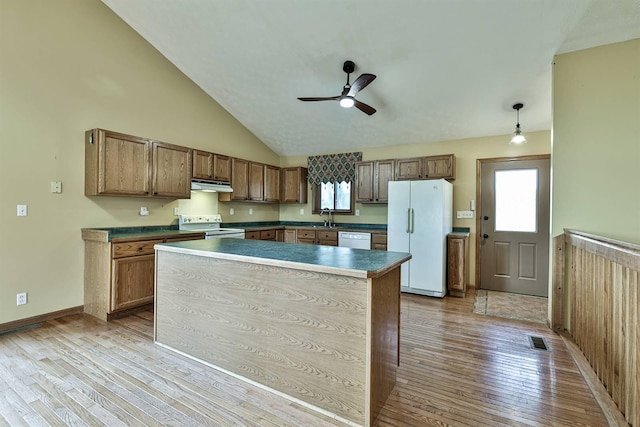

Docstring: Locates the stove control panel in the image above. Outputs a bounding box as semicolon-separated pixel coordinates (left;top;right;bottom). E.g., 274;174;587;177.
178;214;222;226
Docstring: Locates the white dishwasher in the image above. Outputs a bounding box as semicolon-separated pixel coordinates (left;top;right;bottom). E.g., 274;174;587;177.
338;231;371;249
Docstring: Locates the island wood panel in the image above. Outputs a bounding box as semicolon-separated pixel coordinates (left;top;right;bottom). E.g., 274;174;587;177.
83;240;112;321
562;230;639;427
368;267;400;424
155;250;399;426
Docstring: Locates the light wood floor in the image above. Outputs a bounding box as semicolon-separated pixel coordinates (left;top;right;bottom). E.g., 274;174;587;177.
0;290;607;426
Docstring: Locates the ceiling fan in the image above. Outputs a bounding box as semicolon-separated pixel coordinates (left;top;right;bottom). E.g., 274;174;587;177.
298;60;377;116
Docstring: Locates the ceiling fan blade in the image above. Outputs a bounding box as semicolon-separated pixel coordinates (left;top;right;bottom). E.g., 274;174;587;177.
354;100;376;116
297;96;340;102
347;74;376;97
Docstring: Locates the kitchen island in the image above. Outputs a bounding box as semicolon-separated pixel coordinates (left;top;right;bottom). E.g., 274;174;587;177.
154;238;411;427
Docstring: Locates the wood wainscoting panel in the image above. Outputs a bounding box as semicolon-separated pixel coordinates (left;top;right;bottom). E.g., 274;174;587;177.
155;250;369;425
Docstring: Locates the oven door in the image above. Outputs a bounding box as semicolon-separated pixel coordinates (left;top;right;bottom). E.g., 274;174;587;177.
205;231;245;239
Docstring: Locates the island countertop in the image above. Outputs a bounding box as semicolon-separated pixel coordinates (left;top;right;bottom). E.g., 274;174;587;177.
155;238;411;279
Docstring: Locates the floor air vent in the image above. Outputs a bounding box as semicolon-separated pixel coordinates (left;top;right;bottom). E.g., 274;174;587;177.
529;336;550;351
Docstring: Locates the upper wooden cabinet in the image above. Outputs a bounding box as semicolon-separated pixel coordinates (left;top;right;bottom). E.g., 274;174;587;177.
355;160;394;203
264;165;281;203
248;162;265;201
192;150;213;180
424;154;455;180
85;129;192;199
192;151;231;183
225;157;249;201
395;154;455;181
395;157;424;180
213;154;231;182
152;142;192;198
281;167;308;204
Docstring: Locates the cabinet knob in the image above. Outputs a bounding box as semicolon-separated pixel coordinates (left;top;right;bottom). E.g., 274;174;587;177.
153;192;158;195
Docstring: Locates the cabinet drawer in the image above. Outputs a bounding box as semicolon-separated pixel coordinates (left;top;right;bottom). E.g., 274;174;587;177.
318;240;338;247
372;243;387;251
316;230;337;241
297;238;316;245
297;229;316;239
260;229;277;241
112;240;163;258
245;231;261;240
371;233;387;244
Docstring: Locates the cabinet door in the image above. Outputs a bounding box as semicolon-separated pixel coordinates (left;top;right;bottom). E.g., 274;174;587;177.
447;235;468;296
355;161;375;203
248;162;265;201
424;154;455;180
264;165;281;202
111;254;155;312
374;160;395;203
93;130;151;196
395;158;423;180
192;150;213;180
213;154;231;182
229;158;249;200
281;167;308;204
152;142;192;198
284;229;297;243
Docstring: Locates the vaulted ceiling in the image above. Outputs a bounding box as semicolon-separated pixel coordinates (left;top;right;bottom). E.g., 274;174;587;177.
102;0;640;156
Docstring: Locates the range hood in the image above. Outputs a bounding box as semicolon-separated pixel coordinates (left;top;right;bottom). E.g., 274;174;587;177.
191;179;233;193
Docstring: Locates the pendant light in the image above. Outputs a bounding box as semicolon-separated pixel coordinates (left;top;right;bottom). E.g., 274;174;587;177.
509;103;527;144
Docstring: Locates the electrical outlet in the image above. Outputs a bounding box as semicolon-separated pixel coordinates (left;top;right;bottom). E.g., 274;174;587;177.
456;210;474;219
173;207;179;216
230;208;235;215
140;207;149;216
299;208;304;215
17;292;27;306
50;181;62;193
249;208;253;215
355;209;360;216
17;204;27;217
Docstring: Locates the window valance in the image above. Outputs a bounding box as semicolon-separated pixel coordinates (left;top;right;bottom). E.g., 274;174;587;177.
307;152;362;185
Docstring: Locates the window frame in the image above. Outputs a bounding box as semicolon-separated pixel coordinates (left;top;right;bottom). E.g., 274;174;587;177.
311;180;355;215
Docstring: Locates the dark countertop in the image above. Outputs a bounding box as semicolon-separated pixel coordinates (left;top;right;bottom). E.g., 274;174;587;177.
155;238;411;279
81;226;203;243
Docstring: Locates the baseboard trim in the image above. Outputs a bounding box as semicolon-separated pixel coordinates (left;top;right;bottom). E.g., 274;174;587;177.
0;305;85;334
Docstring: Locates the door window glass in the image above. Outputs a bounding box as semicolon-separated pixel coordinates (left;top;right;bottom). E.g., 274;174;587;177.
495;169;537;232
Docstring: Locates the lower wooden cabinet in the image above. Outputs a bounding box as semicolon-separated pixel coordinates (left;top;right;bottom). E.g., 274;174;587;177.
111;254;155;312
245;230;260;240
447;233;469;297
83;230;204;321
371;232;387;250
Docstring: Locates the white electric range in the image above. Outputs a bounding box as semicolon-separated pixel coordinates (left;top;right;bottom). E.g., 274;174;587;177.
178;214;245;239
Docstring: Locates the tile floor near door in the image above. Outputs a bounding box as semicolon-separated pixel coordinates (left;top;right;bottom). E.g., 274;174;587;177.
473;289;549;324
0;290;606;426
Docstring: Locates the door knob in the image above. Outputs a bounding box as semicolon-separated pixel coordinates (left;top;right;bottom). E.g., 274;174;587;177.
483;234;489;239
483;216;489;220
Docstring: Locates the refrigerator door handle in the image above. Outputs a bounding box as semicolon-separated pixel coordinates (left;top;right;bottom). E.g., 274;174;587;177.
410;208;415;233
406;208;411;233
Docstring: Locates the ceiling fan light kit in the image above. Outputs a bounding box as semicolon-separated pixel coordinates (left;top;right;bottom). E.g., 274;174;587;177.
509;102;527;144
298;60;377;115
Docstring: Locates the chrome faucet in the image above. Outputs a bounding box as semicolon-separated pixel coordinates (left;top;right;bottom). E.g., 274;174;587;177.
320;207;333;228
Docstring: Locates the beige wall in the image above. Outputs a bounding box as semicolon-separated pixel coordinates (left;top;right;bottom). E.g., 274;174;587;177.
0;0;279;324
552;39;640;244
280;130;551;284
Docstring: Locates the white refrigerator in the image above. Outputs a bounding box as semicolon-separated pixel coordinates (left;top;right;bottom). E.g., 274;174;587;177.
387;179;453;297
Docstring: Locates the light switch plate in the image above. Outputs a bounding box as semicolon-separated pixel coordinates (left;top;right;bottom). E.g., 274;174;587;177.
50;181;62;193
17;204;27;217
140;207;149;216
457;210;474;219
